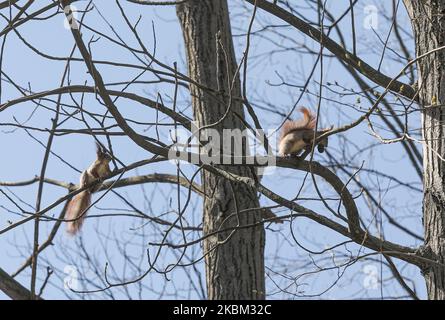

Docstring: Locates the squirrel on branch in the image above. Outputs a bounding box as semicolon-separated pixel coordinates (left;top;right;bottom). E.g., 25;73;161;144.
278;107;331;157
65;143;112;235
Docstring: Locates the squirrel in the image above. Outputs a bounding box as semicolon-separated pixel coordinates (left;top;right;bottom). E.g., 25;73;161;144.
278;107;331;157
65;143;112;235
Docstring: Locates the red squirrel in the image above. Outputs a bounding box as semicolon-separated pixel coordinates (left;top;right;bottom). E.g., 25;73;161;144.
278;107;331;157
65;143;112;235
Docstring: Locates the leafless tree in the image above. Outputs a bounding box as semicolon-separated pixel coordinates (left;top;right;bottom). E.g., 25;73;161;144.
0;0;443;300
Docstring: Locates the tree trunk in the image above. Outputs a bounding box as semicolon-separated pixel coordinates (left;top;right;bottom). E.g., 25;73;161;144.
0;267;37;300
404;0;445;300
176;0;265;299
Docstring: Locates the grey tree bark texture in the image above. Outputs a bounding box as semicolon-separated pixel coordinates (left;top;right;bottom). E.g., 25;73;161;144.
176;0;266;299
0;267;37;300
404;0;445;300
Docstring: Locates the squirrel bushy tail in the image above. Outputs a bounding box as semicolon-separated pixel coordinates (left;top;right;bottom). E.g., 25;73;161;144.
65;189;92;235
65;170;93;235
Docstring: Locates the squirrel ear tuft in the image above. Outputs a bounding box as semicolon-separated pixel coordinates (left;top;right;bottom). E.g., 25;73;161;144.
95;142;105;157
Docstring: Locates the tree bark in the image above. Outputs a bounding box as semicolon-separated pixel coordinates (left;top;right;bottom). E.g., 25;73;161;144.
0;267;38;300
404;0;445;300
176;0;265;299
